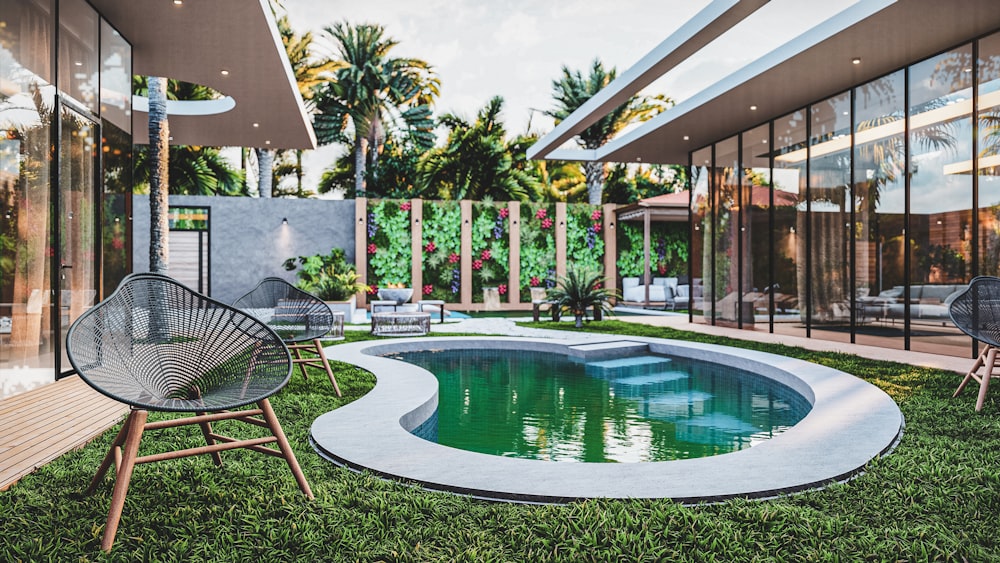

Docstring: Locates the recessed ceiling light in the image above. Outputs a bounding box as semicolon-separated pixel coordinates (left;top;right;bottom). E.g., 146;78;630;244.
636;157;642;162
220;69;230;76
265;140;271;145
173;0;183;5
683;135;689;141
762;139;768;144
74;61;82;66
852;57;861;65
252;122;259;128
750;105;757;111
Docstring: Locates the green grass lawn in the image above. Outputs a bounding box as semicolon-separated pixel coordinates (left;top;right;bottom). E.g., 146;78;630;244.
2;325;1000;561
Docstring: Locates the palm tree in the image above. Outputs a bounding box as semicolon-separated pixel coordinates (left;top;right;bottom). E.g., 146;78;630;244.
134;145;245;196
258;10;337;197
417;96;540;201
147;76;169;275
312;22;439;197
546;264;617;328
545;59;669;205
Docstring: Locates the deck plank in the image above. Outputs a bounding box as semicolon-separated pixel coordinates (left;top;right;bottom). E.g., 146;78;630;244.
0;376;127;491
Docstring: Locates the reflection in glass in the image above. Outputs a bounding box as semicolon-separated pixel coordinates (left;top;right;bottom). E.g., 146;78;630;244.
58;0;98;113
743;124;771;328
100;19;131;133
809;92;853;333
690;148;711;321
772;111;806;332
979;31;1000;278
1;0;56;395
713;136;739;323
102;120;131;294
853;70;906;349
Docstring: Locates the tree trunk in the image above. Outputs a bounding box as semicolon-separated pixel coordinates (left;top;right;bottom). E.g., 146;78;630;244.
575;313;584;328
148;76;169;275
295;149;304;193
354;136;368;197
584;160;605;205
256;148;274;198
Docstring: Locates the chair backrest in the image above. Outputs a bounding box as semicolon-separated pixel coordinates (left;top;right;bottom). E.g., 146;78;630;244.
65;273;292;412
232;277;334;343
948;276;1000;348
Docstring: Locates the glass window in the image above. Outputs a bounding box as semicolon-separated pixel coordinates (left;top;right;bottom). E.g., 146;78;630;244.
713;136;739;324
100;19;131;133
742;124;771;328
101;120;130;295
690;147;711;320
809;92;853;339
978;31;1000;278
0;0;56;395
772;110;807;335
854;70;905;349
58;0;98;113
908;46;974;355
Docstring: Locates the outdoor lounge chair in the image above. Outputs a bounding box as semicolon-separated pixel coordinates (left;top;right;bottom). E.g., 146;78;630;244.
233;277;342;396
948;276;1000;411
65;273;313;551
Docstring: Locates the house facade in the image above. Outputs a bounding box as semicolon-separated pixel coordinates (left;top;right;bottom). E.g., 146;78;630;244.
530;0;1000;358
0;0;314;396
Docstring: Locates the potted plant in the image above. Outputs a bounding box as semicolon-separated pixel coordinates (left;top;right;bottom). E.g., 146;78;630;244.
547;264;617;328
283;248;369;321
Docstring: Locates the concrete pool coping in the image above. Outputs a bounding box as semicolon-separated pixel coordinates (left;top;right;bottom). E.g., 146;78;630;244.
310;336;904;503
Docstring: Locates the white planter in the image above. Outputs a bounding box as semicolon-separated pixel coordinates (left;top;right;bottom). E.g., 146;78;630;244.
325;295;356;323
483;287;501;311
378;287;413;305
529;287;548;302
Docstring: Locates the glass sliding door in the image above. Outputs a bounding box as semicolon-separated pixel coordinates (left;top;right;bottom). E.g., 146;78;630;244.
58;107;98;373
809;92;854;343
772;110;807;337
978;32;1000;280
712;136;739;324
0;0;57;396
853;70;906;350
690;147;711;321
908;46;974;355
742;124;771;329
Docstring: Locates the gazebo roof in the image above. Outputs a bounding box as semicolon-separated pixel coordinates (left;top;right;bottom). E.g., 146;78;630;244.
616;190;690;222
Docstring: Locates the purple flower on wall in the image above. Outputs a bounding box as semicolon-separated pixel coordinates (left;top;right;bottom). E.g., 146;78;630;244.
367;212;378;238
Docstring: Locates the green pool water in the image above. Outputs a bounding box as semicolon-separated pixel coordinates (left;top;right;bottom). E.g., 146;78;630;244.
393;349;811;463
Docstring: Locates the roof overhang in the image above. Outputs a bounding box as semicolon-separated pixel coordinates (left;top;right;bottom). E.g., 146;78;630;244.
92;0;316;149
531;0;1000;165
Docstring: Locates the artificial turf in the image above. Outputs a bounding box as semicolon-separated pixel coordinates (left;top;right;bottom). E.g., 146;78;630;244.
1;325;999;561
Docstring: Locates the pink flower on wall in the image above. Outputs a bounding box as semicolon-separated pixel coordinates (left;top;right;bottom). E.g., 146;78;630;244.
541;217;553;229
498;284;507;295
367;243;377;254
591;209;602;221
499;207;510;219
425;241;437;253
480;249;491;261
400;201;411;211
472;259;483;270
367;285;379;295
448;252;460;264
423;284;434;295
530;276;541;287
535;208;547;219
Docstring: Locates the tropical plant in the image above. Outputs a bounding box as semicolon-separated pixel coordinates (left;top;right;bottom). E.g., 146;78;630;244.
545;59;670;204
312;22;439;197
417;96;541;201
547;264;617;328
282;247;368;301
133;145;245;196
366;200;412;288
421;201;462;300
318;134;432;199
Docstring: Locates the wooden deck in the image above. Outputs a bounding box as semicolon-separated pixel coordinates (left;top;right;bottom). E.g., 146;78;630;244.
0;375;128;491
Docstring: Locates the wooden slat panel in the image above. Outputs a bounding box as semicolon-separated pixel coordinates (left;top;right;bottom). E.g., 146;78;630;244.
0;376;128;491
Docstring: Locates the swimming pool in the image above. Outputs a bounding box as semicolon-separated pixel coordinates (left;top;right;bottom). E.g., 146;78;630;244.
310;337;904;503
397;349;810;463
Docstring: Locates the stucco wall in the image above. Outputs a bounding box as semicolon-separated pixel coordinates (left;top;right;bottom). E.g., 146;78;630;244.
133;195;356;303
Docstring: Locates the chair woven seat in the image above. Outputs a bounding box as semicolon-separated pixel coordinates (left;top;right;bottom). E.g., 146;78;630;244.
65;273;313;551
234;277;342;396
948;276;1000;411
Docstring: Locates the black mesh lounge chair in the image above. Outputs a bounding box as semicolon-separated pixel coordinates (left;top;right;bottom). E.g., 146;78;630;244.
65;273;313;552
948;276;1000;411
233;277;342;396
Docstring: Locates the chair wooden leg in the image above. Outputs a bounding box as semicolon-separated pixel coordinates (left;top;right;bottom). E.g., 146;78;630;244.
101;409;148;552
292;346;309;380
257;399;313;499
86;416;132;495
196;412;223;466
955;346;989;398
976;347;998;412
312;339;342;397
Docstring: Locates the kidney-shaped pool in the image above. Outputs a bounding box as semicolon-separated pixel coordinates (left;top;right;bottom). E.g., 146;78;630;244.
310;337;903;503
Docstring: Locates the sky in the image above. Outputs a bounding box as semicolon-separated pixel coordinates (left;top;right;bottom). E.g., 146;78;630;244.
280;0;857;191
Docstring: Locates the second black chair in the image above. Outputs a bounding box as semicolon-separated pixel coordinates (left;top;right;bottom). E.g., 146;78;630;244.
234;277;342;396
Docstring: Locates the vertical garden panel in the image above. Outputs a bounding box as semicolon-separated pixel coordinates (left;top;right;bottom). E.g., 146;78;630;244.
566;203;605;278
519;202;558;301
366;199;412;297
471;201;512;303
420;200;463;302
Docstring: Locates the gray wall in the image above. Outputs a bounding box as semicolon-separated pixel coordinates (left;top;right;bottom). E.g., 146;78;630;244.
133;195;356;303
